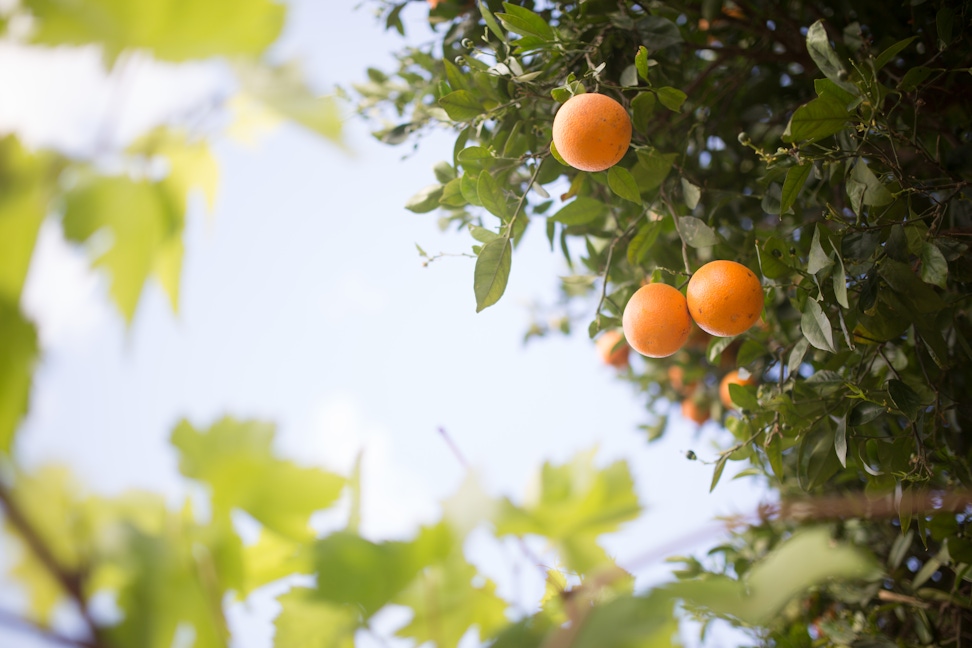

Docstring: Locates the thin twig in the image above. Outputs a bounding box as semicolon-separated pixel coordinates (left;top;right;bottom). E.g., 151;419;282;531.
0;607;98;648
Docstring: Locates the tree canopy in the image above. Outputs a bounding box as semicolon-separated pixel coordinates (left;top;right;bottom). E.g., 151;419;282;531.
2;0;972;646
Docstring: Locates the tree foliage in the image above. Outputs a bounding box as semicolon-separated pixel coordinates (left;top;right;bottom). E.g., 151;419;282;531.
2;0;972;647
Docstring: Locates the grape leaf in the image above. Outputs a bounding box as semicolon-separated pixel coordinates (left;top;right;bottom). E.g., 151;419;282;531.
171;417;346;541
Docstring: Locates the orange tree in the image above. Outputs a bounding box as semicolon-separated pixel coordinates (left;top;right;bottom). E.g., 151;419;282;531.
2;0;971;647
354;0;972;644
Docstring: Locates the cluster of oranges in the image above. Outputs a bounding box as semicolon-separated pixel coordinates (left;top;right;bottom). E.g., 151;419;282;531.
555;93;764;425
598;260;764;426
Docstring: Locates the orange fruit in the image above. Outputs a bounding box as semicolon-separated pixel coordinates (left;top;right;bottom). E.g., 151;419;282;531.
719;369;756;410
552;93;632;172
667;365;698;396
621;283;692;358
681;398;710;425
686;260;764;337
595;329;630;369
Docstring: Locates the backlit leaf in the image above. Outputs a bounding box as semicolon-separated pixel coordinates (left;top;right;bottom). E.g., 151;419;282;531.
62;174;183;322
0;137;54;303
274;588;357;648
0;302;37;454
171;417;346;541
233;61;343;143
474;236;512;312
807;225;833;275
24;0;285;63
494;449;640;573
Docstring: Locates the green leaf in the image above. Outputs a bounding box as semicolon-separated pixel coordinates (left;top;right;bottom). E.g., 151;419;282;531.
920;241;948;289
233;61;343;143
394;548;508;648
314;525;453;617
439;90;486;121
801;298;836;352
477;172;510;220
758;236;796;279
833;415;848;468
805;20;858;95
681;178;701;209
888;379;921;421
626;220;662;267
0;137;52;303
608;167;642;204
24;0;285;63
549;197;608;226
710;454;728;492
782;93;851;143
728;383;759;411
780;163;811;215
936;6;954;49
496;3;554;40
898;66;935;92
635;45;650;82
171;417;346;540
874;36;917;72
678;216;719;248
846;159;892;213
632;149;675;192
478;0;507;42
274;588;357;648
474;236;512;312
630;92;656;134
62;175;183;322
405;184;445;213
494;449;640;573
829;238;850;309
656;86;686;112
571;592;679;648
879;259;945;314
807;225;833;275
667;528;880;626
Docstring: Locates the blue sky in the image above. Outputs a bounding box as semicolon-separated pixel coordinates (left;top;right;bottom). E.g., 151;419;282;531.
0;1;766;644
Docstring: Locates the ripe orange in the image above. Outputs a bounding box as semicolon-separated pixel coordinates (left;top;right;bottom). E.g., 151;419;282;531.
681;398;710;425
686;260;764;337
719;369;756;410
621;283;692;358
595;329;630;369
552;93;632;172
667;365;698;396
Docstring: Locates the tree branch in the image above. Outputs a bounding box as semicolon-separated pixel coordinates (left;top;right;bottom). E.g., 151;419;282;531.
0;484;105;647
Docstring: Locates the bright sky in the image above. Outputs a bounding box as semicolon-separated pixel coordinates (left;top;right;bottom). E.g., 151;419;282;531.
0;2;767;645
